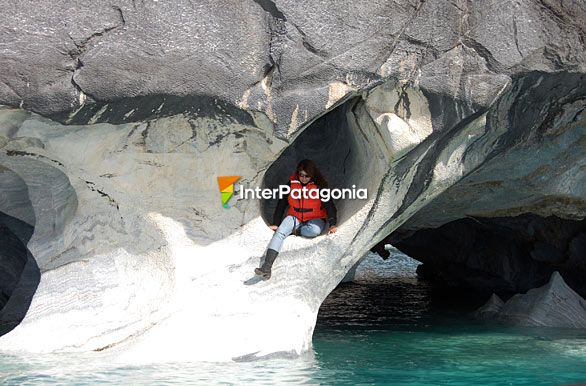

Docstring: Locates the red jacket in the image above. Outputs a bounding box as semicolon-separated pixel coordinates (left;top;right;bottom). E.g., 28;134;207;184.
286;174;327;222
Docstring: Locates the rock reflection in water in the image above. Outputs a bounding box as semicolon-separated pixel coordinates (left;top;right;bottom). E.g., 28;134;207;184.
317;252;432;328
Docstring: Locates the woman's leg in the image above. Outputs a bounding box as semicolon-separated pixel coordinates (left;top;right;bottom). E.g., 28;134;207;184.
299;218;326;238
267;215;299;253
257;216;300;279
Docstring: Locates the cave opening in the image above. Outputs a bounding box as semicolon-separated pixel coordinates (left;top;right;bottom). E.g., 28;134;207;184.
388;214;586;300
315;212;586;338
0;166;40;337
316;245;487;331
261;97;372;227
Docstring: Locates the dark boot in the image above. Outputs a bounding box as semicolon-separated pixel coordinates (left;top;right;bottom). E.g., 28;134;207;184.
254;249;279;279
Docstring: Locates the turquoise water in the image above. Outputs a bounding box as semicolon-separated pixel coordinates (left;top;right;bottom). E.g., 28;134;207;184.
1;253;586;385
314;326;586;385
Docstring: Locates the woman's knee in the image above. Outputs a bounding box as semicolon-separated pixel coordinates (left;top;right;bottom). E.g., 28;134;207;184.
275;230;290;240
276;218;295;235
300;225;321;238
273;226;292;240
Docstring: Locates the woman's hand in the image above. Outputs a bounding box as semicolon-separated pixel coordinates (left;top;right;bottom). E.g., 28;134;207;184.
269;225;278;231
328;225;338;234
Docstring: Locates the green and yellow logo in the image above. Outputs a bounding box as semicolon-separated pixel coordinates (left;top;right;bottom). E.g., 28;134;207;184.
217;176;240;208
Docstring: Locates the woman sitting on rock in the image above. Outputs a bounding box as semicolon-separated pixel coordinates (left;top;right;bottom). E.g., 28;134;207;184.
255;159;337;279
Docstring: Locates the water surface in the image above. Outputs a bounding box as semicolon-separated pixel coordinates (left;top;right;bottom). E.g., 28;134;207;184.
1;253;585;385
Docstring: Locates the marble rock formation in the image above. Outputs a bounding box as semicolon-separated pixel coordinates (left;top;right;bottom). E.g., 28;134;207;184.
0;0;585;361
474;293;504;321
477;272;586;328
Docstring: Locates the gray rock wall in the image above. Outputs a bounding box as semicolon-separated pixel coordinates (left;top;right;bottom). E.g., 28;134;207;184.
2;1;585;136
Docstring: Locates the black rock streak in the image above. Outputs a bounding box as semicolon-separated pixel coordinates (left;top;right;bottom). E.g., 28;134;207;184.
6;150;65;167
50;94;255;127
461;37;506;74
251;0;286;21
84;180;119;209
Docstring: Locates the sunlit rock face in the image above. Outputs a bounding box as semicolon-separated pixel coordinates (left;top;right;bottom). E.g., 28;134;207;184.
0;0;585;360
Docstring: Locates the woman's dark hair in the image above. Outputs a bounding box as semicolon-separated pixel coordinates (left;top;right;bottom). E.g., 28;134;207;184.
296;159;328;189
